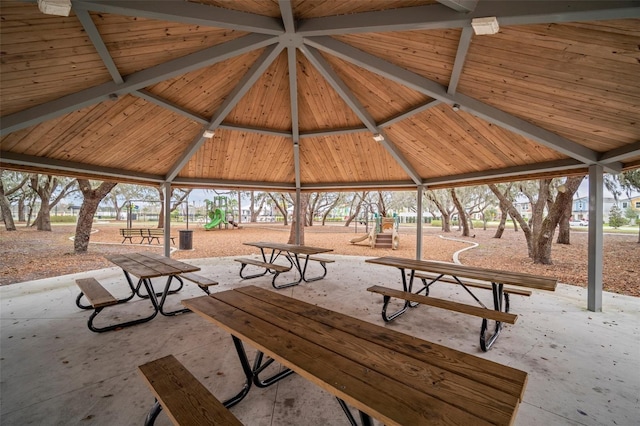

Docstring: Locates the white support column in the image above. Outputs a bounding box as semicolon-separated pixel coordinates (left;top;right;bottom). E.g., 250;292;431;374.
162;182;172;258
295;189;301;245
416;185;424;260
587;165;604;312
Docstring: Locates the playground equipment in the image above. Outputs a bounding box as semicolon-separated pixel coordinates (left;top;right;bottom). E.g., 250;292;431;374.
204;196;239;230
350;213;399;249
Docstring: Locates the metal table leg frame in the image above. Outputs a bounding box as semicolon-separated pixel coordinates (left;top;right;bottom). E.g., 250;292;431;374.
336;398;374;426
86;278;159;333
132;272;183;299
409;270;440;307
157;276;191;316
143;399;163;426
479;283;509;352
380;268;412;322
301;255;328;282
271;254;300;289
223;336;295;408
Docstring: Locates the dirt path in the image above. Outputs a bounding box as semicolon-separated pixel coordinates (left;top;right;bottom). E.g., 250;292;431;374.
1;222;638;297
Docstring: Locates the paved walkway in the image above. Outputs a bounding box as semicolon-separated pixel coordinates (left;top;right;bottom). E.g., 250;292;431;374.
1;255;638;425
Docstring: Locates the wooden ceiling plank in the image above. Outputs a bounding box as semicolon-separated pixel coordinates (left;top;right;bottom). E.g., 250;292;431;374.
0;33;278;136
165;43;285;181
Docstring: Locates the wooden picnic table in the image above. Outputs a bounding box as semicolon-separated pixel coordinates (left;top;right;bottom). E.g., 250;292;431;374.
238;241;333;288
182;285;529;425
105;252;201;316
365;256;557;351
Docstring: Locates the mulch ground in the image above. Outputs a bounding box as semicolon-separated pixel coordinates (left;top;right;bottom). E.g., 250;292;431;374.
1;221;638;297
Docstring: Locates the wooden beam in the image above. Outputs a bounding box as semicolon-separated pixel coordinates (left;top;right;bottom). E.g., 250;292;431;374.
74;0;284;35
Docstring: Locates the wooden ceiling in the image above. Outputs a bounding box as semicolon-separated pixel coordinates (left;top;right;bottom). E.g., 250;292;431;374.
1;0;639;191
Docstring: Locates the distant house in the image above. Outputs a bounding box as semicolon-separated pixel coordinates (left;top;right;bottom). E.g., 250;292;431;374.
572;196;622;223
513;201;531;221
620;196;640;224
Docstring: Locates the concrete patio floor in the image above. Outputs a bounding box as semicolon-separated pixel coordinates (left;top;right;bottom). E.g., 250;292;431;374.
1;255;638;426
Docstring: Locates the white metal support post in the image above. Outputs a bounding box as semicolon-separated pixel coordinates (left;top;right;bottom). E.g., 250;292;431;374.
416;185;424;260
294;189;301;245
162;182;172;258
587;165;604;312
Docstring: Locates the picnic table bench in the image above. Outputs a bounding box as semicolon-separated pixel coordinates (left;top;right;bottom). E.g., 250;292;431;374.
365;256;557;351
183;285;529;425
138;355;242;426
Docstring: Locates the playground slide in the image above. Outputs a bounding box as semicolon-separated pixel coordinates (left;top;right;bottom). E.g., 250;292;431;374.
350;233;369;244
204;208;224;230
350;228;375;245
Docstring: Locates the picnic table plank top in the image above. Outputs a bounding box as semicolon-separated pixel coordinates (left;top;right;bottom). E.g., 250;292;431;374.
243;241;333;256
365;256;557;291
182;285;527;426
105;252;199;279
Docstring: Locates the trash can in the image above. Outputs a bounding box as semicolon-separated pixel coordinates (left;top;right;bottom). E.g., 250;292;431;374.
179;229;193;250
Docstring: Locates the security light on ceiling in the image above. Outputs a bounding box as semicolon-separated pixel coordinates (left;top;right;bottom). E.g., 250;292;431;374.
203;130;215;138
471;17;499;35
372;134;385;142
37;0;71;16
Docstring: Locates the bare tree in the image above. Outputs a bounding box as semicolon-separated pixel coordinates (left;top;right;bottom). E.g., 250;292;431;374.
450;188;471;237
29;174;77;231
344;191;369;227
267;193;289;225
74;179;117;253
157;187;191;228
0;170;29;231
426;189;454;232
489;176;584;264
492;183;514;239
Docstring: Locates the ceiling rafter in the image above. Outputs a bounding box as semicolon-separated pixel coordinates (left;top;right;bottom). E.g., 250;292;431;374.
135;90;208;125
0;151;164;184
165;43;285;182
297;1;640;36
0;33;278;136
303;36;621;173
73;0;284;35
299;45;422;185
447;26;473;95
599;141;640;164
423;159;587;187
436;0;478;13
278;0;301;189
75;8;123;84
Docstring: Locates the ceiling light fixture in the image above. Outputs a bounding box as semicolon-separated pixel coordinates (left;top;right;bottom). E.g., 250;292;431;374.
203;130;215;138
471;17;499;35
372;134;384;142
37;0;71;16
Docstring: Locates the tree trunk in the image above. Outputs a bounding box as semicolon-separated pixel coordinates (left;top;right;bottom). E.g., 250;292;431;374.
287;193;309;245
531;177;583;264
494;206;507;238
450;188;470;237
0;180;16;231
556;198;572;244
74;180;117;253
18;197;26;222
489;184;534;256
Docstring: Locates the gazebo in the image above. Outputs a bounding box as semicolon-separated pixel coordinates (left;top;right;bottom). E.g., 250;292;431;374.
1;1;639;312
